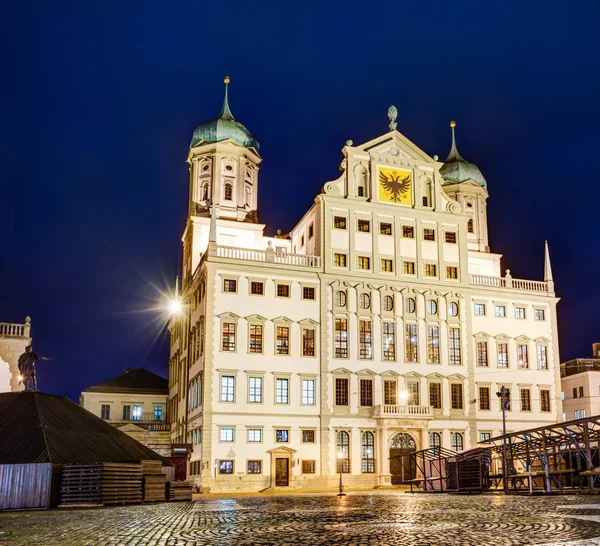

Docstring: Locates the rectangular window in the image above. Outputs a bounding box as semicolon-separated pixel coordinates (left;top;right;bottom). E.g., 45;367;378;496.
402;225;414;238
357;219;370;232
220;427;234;442
424;228;436;241
334;216;347;229
357;186;364;197
248;429;262;442
308;223;314;239
480;432;491;442
429;383;442;409
497;342;509;368
380;222;392;235
335;377;349;406
249;324;263;353
249;376;263;403
276;326;290;355
360;379;373;406
362;434;375;473
302;430;315;443
219;460;233;474
302;379;315;405
334;253;347;267
405;323;418;363
477;341;488;367
302;329;315;356
153;406;163;421
540;389;551;412
223;279;237;293
451;384;464;410
101;404;110;420
479;387;490;410
222;322;236;351
301;235;305;247
334;318;348;358
537;345;548;370
276;378;289;404
449;328;462;365
302;460;316;474
579;386;584;397
535;309;546;321
359;320;372;359
515;307;526;319
384;380;397;405
250;281;264;295
495;305;506;317
575;409;579;420
424;263;437;277
382;322;395;361
403;261;416;275
407;381;420;405
573;387;578;399
122;405;131;420
276;429;289;442
221;376;235;402
427;325;440;364
517;344;529;369
475;303;486;315
446;266;458;279
381;258;393;272
445;232;457;244
302;287;316;300
357;256;371;270
247;460;262;474
276;284;290;298
521;389;531;411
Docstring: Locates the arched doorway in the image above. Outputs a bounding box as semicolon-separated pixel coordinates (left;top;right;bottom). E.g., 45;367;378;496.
389;432;416;484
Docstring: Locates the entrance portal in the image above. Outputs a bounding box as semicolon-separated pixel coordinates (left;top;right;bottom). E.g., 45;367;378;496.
389;432;416;484
275;458;289;486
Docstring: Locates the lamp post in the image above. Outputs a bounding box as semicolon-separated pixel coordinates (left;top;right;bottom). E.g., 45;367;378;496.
496;385;510;493
337;451;346;497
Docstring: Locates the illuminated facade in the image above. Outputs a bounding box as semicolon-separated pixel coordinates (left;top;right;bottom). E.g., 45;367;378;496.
168;81;561;492
0;317;31;393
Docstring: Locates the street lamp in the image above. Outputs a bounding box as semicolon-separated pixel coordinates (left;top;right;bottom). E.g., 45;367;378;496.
496;385;510;493
337;451;346;497
398;390;409;405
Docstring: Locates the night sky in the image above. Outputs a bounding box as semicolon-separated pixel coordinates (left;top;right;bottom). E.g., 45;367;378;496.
2;1;599;401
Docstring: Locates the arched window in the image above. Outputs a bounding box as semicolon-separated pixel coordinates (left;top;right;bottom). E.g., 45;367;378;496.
451;432;464;452
337;431;350;473
201;183;209;201
467;218;474;233
389;432;416;450
335;291;347;307
361;432;375;473
245;185;252;206
405;297;416;314
224;183;233;201
429;432;441;449
359;293;371;309
383;295;394;312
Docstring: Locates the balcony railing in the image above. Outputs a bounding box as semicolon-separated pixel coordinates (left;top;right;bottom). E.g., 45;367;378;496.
373;404;434;418
109;416;170;432
0;319;31;338
215;244;321;268
469;272;548;293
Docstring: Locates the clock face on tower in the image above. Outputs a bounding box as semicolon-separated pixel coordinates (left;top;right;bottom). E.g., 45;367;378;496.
377;166;412;205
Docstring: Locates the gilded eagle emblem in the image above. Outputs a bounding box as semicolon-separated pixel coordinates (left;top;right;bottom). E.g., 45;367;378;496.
378;170;411;203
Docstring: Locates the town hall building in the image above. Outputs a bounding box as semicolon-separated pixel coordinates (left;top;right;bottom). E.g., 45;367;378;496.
168;78;561;492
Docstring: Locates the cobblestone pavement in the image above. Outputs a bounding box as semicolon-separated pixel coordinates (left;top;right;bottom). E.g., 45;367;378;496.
2;493;600;545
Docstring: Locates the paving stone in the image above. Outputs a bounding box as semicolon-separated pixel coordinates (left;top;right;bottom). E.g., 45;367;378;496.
1;493;600;545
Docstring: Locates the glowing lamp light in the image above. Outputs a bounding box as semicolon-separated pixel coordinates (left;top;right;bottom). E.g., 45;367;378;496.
337;451;344;459
399;390;409;402
168;299;182;316
17;375;22;382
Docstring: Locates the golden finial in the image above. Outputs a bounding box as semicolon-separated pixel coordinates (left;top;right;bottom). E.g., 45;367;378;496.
224;76;230;84
450;120;456;128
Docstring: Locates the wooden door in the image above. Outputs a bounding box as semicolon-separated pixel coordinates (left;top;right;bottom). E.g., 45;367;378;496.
275;458;289;486
390;448;416;484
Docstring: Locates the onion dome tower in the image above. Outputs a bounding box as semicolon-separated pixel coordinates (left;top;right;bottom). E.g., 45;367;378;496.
440;121;490;252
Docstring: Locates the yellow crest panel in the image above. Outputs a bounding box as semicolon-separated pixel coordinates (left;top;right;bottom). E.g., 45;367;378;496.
377;166;412;205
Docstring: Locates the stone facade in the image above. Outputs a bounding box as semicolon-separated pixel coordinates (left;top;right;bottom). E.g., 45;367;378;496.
0;317;31;392
560;343;600;421
168;87;561;492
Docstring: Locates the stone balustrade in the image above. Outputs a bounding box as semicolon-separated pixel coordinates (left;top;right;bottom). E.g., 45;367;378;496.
0;318;31;338
469;270;548;293
373;404;434;418
215;244;321;268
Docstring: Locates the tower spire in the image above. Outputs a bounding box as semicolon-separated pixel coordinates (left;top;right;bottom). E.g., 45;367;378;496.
445;121;465;162
544;240;555;294
219;76;234;120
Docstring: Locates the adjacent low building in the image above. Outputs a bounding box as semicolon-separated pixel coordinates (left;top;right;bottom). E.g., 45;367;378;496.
80;368;171;456
560;343;600;421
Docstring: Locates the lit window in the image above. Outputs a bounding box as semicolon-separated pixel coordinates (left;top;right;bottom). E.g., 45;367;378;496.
154;406;163;421
334;216;347;229
359;321;372;359
221;376;235;402
537;345;548;370
302;329;315;356
101;405;110;420
405;324;418;363
359;293;371;309
219;460;233;474
383;295;394;311
448;302;459;317
517;344;529;369
427;325;440;364
515;307;526;319
480;432;491;442
132;405;142;421
477;341;488;367
361;431;375;473
220;427;234;442
451;384;463;410
451;432;464;452
248;429;262;442
474;303;486;315
520;389;531;411
222;323;236;351
446;266;458;279
249;377;262;403
247;460;262;474
357;219;370;232
540;390;551;412
250;282;264;295
427;299;438;315
384;380;397;404
335;377;349;406
430;432;441;448
249;325;263;353
335;291;347;307
380;222;392;235
382;322;395;361
276;326;289;355
357;256;371;270
334;319;348;358
574;410;579;420
302;379;315;405
535;309;546;321
445;232;457;244
334;253;347;267
276;429;289;442
424;264;437;277
302;430;315;443
424;228;435;241
381;259;393;272
402;226;414;238
302;460;316;474
495;305;506;317
429;383;442;409
403;261;415;275
449;328;462;365
337;431;350;473
276;378;289;404
408;381;420;405
405;297;416;313
497;342;509;368
360;379;373;406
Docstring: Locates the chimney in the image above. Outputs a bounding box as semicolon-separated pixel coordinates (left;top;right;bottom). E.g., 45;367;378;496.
125;367;133;373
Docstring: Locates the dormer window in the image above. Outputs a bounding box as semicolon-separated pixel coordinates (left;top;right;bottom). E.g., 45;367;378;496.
224;183;233;201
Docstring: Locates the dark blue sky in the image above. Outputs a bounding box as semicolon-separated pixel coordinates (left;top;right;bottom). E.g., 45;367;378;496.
2;1;599;401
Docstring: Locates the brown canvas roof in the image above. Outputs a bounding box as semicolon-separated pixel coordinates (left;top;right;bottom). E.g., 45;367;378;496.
0;391;172;465
83;368;168;395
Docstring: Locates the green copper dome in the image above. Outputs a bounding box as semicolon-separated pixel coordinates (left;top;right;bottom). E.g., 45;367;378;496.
439;122;486;188
190;79;259;152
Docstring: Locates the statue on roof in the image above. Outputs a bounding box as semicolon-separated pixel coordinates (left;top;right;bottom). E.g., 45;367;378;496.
18;345;51;391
